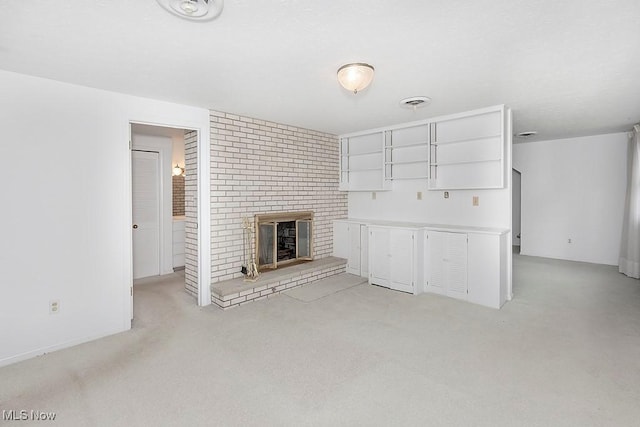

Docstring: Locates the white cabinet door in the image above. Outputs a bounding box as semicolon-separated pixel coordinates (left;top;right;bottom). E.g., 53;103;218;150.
467;233;502;308
446;232;468;300
332;221;349;259
426;230;447;295
425;231;467;300
389;229;415;293
360;224;369;278
369;227;416;294
369;227;391;287
347;224;362;275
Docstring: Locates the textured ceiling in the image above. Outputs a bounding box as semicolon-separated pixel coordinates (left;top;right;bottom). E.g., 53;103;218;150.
1;0;639;141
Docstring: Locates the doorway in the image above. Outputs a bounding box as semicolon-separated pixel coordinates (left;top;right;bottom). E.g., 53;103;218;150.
512;168;522;254
130;123;193;318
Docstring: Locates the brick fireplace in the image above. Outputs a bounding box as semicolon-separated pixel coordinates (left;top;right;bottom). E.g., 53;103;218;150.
208;110;348;307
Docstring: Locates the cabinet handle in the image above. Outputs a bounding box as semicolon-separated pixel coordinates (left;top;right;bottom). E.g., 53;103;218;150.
132;224;139;229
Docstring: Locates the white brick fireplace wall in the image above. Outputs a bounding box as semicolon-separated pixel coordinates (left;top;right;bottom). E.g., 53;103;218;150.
209;111;348;293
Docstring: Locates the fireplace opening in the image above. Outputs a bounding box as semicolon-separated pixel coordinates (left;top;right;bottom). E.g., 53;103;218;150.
255;211;313;271
277;221;296;262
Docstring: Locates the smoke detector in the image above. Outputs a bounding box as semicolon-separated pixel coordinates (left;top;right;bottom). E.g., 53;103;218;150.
156;0;224;21
400;96;431;110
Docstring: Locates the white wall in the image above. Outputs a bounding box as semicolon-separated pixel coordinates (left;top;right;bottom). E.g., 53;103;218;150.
172;134;185;168
513;133;627;265
0;70;210;367
348;183;511;228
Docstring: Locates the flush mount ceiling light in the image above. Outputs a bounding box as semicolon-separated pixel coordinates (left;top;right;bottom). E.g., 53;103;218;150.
516;131;538;138
337;63;375;94
156;0;224;21
400;96;431;111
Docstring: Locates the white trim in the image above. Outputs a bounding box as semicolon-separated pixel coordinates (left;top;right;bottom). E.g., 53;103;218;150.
197;126;212;307
506;108;513;300
0;327;128;368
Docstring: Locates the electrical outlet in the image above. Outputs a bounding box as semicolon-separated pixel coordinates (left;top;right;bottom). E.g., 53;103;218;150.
50;300;60;314
371;192;376;200
473;196;479;206
417;191;422;200
568;238;572;244
444;191;449;199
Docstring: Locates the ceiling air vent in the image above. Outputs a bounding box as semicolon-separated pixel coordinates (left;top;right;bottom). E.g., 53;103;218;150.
400;96;431;110
156;0;224;21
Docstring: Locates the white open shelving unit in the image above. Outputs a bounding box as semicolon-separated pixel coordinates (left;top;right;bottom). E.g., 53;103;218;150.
428;107;505;190
338;105;506;191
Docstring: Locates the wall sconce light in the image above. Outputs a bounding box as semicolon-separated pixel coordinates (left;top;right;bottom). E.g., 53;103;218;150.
173;164;185;176
337;63;375;94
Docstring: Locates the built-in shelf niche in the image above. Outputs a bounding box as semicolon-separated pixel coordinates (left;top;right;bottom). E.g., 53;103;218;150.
428;107;505;190
339;131;386;191
384;124;429;181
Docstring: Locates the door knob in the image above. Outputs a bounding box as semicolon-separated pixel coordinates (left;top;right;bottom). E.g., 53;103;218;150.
133;224;138;229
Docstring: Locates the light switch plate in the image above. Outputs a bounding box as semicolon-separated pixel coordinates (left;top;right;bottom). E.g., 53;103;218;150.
473;196;479;206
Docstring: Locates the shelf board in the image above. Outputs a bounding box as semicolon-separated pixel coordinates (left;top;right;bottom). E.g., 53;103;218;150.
428;184;504;190
385;160;428;165
386;176;429;180
385;141;428;150
345;167;383;172
432;134;501;146
344;149;383;157
431;158;501;166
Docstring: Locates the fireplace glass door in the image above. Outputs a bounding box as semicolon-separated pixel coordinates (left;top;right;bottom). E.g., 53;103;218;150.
296;219;312;259
255;213;313;270
258;222;275;268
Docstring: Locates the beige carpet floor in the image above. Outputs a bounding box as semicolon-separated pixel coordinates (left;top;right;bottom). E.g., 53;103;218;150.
1;255;639;426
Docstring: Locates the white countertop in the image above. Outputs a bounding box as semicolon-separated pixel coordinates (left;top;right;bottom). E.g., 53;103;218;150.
336;218;509;235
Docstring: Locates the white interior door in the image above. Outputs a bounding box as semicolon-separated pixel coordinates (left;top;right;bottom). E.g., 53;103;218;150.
132;150;161;279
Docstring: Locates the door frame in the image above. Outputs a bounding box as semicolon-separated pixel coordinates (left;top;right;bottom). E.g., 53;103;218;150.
512;168;522;252
126;118;211;316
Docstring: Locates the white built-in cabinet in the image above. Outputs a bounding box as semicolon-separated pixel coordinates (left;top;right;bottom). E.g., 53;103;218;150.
338;105;506;191
368;225;420;294
333;220;368;278
333;219;508;309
